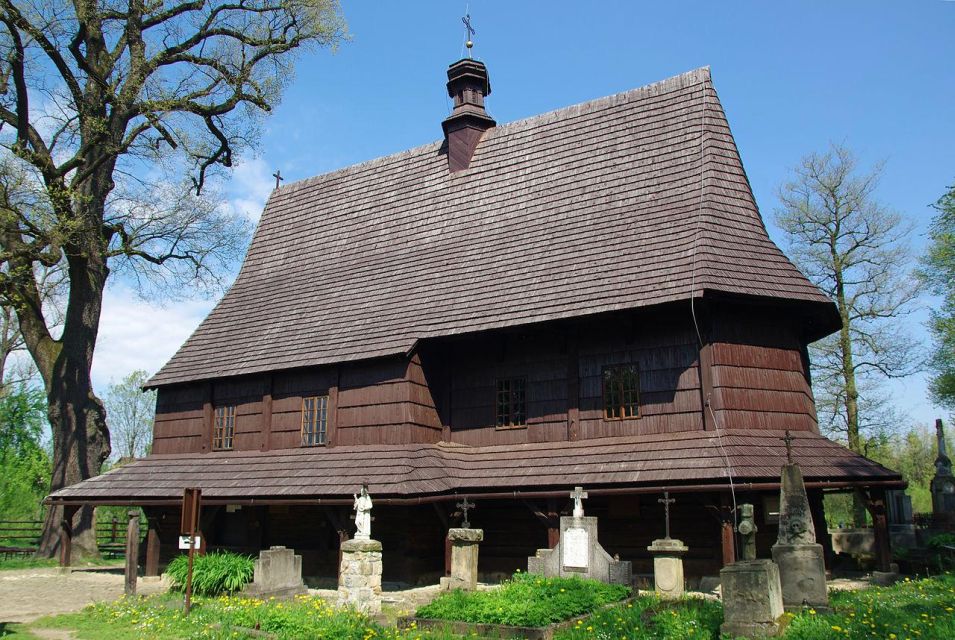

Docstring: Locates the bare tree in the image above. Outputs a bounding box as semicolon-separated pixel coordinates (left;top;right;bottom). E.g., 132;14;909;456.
775;143;920;525
104;370;155;460
0;0;346;557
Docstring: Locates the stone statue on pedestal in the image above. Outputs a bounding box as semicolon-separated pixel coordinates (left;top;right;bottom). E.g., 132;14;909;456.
738;503;758;561
353;485;373;541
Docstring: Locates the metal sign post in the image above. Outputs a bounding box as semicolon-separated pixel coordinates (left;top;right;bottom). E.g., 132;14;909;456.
181;487;201;615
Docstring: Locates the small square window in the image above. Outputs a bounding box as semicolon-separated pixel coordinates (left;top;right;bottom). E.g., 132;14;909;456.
302;396;329;446
213;405;235;450
603;365;640;420
496;378;526;428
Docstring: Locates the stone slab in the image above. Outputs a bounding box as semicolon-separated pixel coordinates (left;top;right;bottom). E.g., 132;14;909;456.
720;559;784;638
243;546;306;600
527;516;631;585
341;538;382;553
647;538;688;599
448;528;484;542
771;542;829;612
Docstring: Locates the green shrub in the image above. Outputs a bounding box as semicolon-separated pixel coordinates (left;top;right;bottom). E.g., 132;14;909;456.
415;572;630;627
165;551;254;596
926;532;955;549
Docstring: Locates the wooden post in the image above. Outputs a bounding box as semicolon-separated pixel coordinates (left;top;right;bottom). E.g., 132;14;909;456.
807;490;833;573
58;505;78;568
720;493;736;566
865;489;892;572
111;516;118;544
144;514;161;577
699;342;715;431
261;374;274;451
125;510;140;596
566;337;579;442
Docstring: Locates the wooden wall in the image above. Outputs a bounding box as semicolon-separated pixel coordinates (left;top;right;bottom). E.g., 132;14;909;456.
150;303;820;454
707;307;818;433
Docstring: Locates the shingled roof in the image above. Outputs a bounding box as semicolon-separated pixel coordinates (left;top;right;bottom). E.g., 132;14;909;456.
47;429;901;505
148;66;836;388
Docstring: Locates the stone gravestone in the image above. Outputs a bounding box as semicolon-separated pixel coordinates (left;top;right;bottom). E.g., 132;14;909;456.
931;419;955;527
527;487;631;585
771;435;830;613
647;492;688;599
720;504;785;638
338;486;383;614
440;498;484;591
243;546;307;599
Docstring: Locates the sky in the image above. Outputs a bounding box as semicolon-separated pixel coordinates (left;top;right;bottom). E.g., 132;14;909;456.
93;0;955;427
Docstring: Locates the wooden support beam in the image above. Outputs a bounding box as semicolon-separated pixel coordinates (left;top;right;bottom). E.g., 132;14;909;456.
807;489;833;574
327;366;341;447
202;382;214;452
125;510;140;595
523;498;561;549
864;488;892;572
144;515;160;577
323;508;350;579
566;337;579;442
58;505;78;568
720;493;736;566
699;342;715;431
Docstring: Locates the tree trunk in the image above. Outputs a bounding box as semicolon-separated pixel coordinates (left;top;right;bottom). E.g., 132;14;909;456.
33;253;112;558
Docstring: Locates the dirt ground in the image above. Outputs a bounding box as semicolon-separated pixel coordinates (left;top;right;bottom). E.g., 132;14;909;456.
0;567;167;624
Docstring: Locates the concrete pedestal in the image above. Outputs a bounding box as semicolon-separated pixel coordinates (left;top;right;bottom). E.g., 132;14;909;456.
647;538;688;599
337;539;382;614
771;543;830;612
440;528;483;591
244;546;307;600
720;559;785;638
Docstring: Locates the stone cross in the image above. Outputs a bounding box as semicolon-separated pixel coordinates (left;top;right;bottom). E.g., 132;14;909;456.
570;486;588;518
658;491;675;539
782;430;794;464
272;169;283;189
456;497;475;529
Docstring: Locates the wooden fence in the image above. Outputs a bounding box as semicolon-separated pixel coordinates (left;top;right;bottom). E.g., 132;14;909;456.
0;516;146;559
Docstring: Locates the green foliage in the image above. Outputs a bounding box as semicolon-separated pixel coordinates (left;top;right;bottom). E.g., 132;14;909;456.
103;370;156;461
166;551;254;596
554;595;722;640
782;573;955;640
919;182;955;409
0;384;50;524
926;533;955;549
415;572;629;627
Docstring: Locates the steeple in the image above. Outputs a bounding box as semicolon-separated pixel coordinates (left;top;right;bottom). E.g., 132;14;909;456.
442;58;495;172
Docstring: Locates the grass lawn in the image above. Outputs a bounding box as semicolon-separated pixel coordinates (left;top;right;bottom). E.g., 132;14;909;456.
9;573;954;639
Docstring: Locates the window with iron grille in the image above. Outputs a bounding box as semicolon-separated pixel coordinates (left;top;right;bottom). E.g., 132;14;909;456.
213;405;235;450
301;395;329;446
496;377;526;428
603;365;640;420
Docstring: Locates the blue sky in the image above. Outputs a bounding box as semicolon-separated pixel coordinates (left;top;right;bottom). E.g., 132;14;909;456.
95;1;954;427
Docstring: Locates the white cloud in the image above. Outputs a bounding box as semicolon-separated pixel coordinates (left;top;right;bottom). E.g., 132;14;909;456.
226;157;274;222
91;285;215;390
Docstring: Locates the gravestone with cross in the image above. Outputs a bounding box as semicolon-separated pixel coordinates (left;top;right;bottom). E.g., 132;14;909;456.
647;491;688;598
527;486;631;585
771;438;830;613
442;497;483;591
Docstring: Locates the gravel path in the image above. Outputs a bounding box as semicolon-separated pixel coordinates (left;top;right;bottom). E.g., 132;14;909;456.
0;567;166;624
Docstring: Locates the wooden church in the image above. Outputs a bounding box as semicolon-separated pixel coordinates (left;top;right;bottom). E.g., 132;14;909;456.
49;57;903;583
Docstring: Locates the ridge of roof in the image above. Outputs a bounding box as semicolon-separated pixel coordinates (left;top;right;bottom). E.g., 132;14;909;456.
274;66;713;199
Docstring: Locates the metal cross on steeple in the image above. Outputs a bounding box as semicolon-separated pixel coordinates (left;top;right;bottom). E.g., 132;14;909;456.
456;497;475;528
462;13;475;57
782;430;794;464
658;491;675;539
272;169;283;190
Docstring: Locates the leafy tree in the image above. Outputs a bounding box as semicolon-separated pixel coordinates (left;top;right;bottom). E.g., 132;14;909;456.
0;0;346;558
104;370;155;460
918;183;955;410
776;143;920;525
0;384;50;522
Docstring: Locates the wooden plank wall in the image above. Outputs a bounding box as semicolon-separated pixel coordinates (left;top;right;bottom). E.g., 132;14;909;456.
708;309;818;432
446;330;569;446
271;368;337;449
152;385;207;454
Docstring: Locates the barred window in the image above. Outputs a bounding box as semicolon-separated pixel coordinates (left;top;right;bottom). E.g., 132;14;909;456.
213;405;235;450
302;396;329;446
496;378;526;428
603;365;640;420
